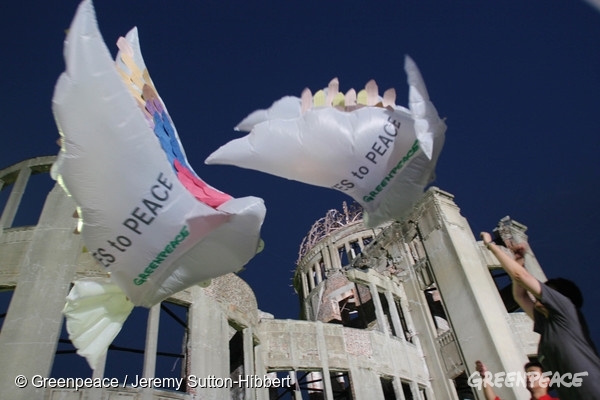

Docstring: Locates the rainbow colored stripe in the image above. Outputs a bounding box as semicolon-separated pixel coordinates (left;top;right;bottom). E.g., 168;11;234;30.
115;35;231;208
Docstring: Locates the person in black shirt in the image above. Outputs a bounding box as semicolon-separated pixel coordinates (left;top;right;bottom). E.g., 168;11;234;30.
480;232;600;400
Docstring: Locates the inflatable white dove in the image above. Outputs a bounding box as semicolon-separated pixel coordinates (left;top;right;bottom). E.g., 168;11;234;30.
206;56;446;227
52;0;265;369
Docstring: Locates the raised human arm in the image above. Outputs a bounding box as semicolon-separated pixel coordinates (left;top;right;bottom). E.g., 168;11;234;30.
475;361;500;400
511;277;535;319
480;232;539;318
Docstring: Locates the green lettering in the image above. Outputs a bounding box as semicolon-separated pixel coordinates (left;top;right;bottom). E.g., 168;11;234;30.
133;225;190;286
134;278;146;286
364;140;420;203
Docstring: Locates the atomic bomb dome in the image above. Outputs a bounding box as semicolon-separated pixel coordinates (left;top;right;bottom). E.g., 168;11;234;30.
0;156;545;400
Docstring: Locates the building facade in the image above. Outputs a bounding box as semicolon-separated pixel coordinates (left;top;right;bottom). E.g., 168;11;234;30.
0;157;544;400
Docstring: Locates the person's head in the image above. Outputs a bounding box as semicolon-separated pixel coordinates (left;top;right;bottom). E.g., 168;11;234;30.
524;361;550;393
545;277;583;309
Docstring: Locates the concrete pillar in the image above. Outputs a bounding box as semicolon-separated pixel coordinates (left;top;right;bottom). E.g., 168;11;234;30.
315;321;334;399
290;371;302;400
308;270;315;291
398;295;420;349
314;262;323;284
300;271;308;298
242;327;255;400
300;272;311;319
141;303;161;400
0;184;80;400
328;240;341;271
369;282;388;334
344;242;352;265
0;164;31;229
347;366;384;400
322;245;333;272
254;342;268;400
87;352;108;400
393;377;407;400
414;188;529;400
400;263;457;399
384;290;403;339
187;286;230;400
409;381;420;400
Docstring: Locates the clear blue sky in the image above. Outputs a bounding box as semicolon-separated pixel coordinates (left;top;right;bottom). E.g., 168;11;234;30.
1;0;599;378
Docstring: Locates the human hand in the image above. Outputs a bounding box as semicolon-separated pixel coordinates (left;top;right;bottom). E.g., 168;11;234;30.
475;360;488;377
509;242;528;266
480;232;492;245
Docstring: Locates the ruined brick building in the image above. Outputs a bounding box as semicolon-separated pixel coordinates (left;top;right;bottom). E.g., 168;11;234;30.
0;156;545;399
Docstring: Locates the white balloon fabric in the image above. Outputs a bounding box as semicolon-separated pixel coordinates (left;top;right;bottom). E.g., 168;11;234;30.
52;0;265;369
206;56;446;227
62;279;134;371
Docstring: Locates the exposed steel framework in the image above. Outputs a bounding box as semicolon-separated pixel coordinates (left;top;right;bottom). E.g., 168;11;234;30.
297;201;363;263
